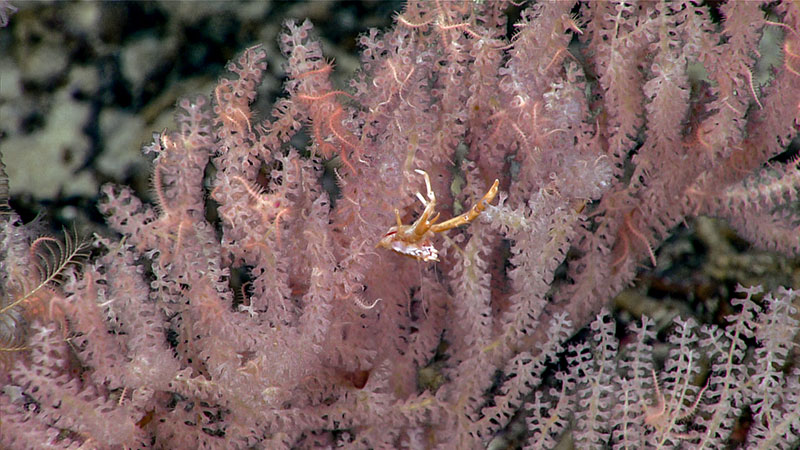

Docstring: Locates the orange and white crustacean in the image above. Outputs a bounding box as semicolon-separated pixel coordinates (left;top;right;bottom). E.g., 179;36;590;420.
378;169;500;262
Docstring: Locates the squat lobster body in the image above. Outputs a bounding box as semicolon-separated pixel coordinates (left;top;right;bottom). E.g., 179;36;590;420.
378;170;500;262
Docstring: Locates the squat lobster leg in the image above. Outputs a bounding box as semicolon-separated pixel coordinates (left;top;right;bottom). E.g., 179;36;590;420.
431;177;499;233
410;169;439;238
377;169;500;262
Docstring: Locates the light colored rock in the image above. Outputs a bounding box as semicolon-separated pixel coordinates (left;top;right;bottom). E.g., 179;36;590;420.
97;108;148;179
66;64;100;98
120;35;176;98
3;91;95;198
19;42;69;87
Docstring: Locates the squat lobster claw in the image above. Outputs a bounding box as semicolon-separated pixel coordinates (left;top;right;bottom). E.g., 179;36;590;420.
377;169;500;262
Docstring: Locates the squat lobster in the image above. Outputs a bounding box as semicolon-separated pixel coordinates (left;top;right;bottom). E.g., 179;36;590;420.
378;170;500;262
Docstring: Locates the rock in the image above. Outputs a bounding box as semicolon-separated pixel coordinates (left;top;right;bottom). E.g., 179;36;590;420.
3;91;95;198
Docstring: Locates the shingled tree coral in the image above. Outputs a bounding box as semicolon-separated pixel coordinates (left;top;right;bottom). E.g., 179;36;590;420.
2;1;800;448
